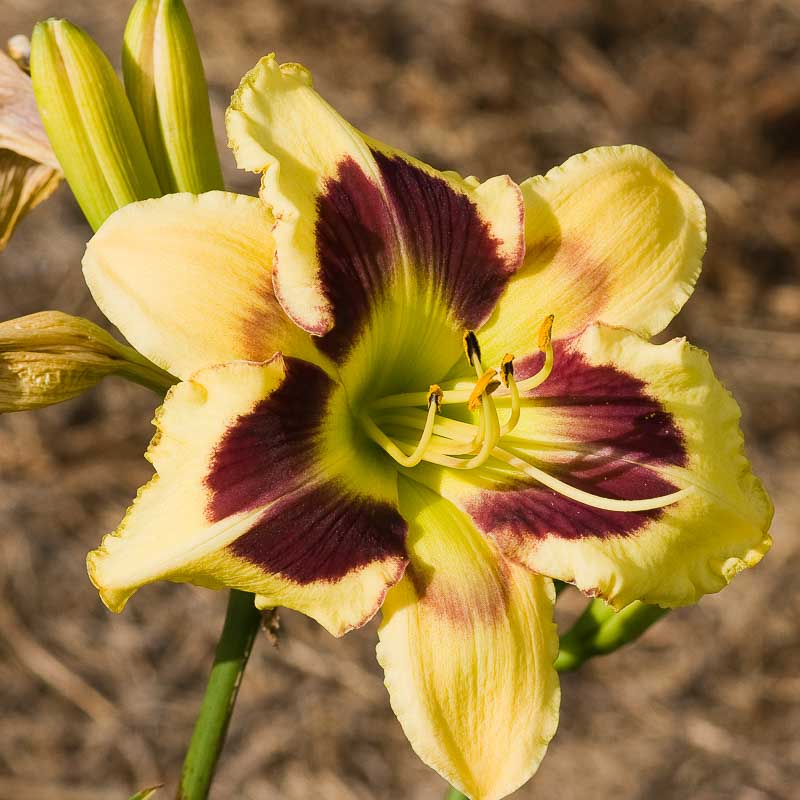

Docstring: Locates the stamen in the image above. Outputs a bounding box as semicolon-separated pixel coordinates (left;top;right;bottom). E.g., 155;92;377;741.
516;314;555;392
464;332;502;461
444;390;499;469
499;371;521;436
361;388;441;468
362;312;694;517
463;329;481;367
468;368;500;412
538;314;554;352
500;353;514;386
373;409;485;455
492;447;692;512
427;383;443;412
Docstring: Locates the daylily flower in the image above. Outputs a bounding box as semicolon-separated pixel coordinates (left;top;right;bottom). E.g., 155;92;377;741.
82;55;772;799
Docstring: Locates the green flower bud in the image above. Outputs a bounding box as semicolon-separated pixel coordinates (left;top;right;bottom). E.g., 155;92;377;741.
30;19;161;231
554;598;668;672
0;311;175;412
591;601;668;654
123;0;224;193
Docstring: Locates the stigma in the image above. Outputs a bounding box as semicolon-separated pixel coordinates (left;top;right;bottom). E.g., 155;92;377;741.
360;316;691;514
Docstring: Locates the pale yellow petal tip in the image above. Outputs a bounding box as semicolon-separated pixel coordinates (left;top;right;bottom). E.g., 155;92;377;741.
86;548;135;613
226;53;312;173
519;143;708;340
589;525;773;613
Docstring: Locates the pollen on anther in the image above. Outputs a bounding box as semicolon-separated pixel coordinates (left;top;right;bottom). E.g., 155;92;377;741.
468;368;499;412
538;315;554;352
427;384;443;412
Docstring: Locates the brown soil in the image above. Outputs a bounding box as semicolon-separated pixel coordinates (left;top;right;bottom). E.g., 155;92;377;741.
1;1;798;798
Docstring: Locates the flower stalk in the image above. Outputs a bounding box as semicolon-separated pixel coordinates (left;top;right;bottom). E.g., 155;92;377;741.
177;589;262;800
555;599;669;672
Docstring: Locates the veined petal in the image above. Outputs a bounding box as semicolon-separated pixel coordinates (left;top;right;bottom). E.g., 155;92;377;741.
88;356;407;636
377;478;559;800
425;324;772;609
0;50;59;168
478;145;706;363
0;149;60;249
226;55;523;363
82;191;324;380
0;50;61;249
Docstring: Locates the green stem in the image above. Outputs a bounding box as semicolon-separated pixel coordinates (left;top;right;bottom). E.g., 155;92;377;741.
177;589;262;800
554;600;668;672
445;788;468;800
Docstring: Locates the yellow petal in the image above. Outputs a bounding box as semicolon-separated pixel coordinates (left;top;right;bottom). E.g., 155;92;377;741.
227;56;369;334
82;191;324;380
226;55;523;345
478;145;706;363
429;324;772;609
88;356;407;636
377;478;560;800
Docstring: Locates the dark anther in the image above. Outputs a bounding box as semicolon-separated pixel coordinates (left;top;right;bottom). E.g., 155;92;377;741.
463;330;481;366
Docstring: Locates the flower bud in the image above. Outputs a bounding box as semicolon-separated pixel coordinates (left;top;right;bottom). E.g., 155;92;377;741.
30;19;161;231
0;311;175;412
0;49;60;250
123;0;224;193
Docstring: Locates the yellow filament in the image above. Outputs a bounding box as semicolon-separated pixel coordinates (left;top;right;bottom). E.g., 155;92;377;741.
361;398;439;468
491;447;692;512
499;373;521;436
465;341;501;467
375;410;482;455
369;386;471;410
515;339;554;392
441;391;498;469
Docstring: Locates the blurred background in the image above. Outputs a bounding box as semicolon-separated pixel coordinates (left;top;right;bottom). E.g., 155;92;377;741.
1;0;799;797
